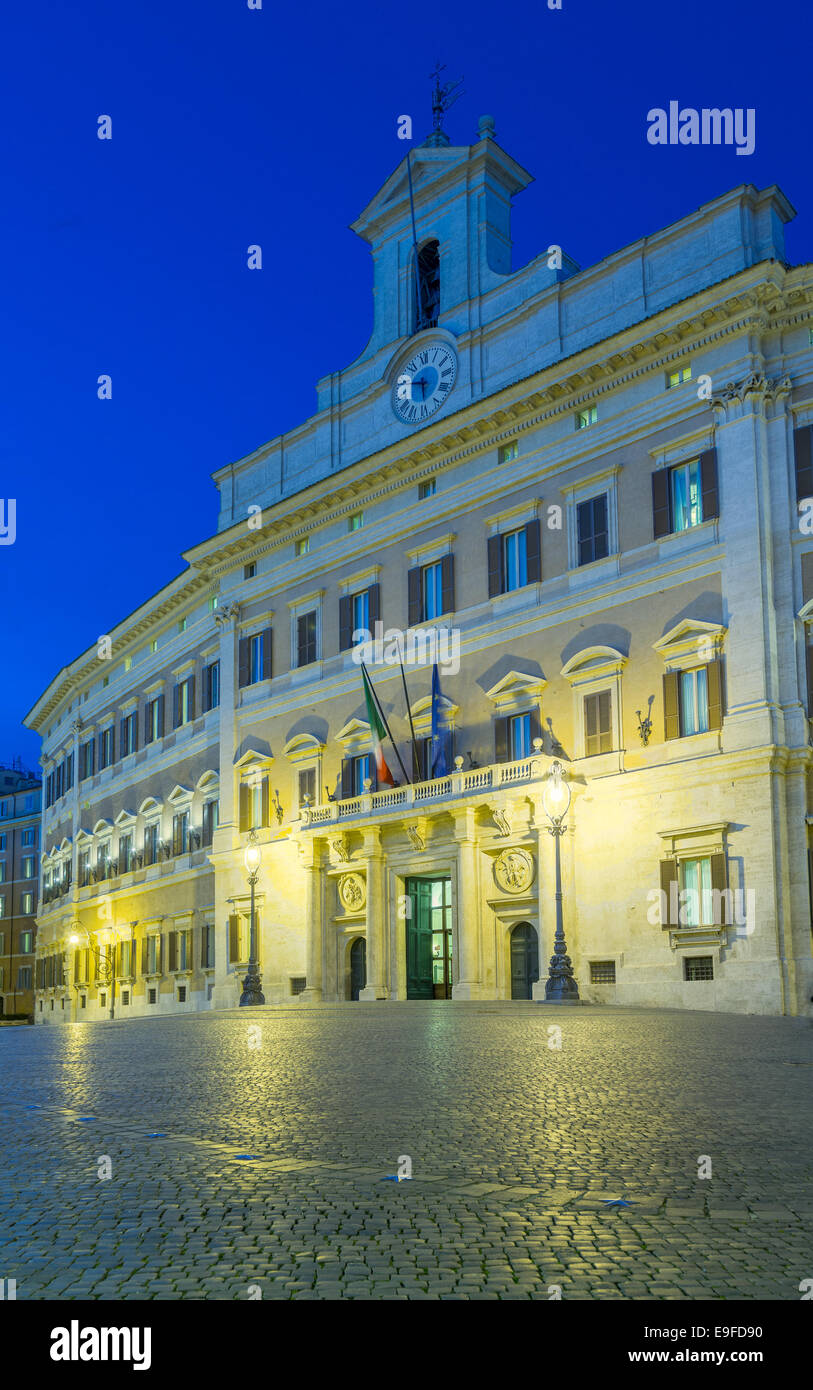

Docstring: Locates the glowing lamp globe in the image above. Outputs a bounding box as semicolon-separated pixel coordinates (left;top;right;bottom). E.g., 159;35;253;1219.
543;760;571;821
244;842;261;876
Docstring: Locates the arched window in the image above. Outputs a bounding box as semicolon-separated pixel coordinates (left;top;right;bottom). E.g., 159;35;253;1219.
415;240;440;332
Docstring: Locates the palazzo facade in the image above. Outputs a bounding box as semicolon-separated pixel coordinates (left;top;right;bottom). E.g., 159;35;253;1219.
26;116;813;1019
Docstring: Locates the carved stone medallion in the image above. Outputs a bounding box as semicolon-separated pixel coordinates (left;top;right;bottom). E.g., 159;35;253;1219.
493;848;534;895
338;872;366;912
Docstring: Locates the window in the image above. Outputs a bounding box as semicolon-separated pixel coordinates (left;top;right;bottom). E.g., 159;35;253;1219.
120;710;138;757
202;799;219;847
488;521;540;597
495;709;540;763
415;239;440;330
122;991;130;1006
17;966;32;990
178;617;187;633
295;536;309;556
666;365;692;388
145;695;164;745
145;936;161;975
239;630;272;687
228;914;251;964
296;611;317;667
169;929;192;971
684;956;714;982
348;512;364;533
340;585;380;652
20;929;33;953
352;590;369;639
79;850;91;886
208;595;219;612
178;985;187;1003
0;862;5;884
79;739;95;780
124;655;133;672
504;529;527;592
652;451;718;538
21;892;33;915
243;562;256;580
22;855;35;878
143;823;159;868
99;725;115;770
498;441;518;465
421;562;443;621
298;768;316;807
172;811;189;856
102;675;109;688
584;691;612;756
239;775;268;832
119;833;132;873
118;941;133;977
679;667;709;737
680;857;713;927
419;478;436;500
203;661;220;712
0;834;4;850
589;961;616;984
0;899;5;918
22;828;35;847
576;405;597;430
576;495;609;566
150;639;158;654
174;676;194;728
202;924;215;969
148;988;156;1004
341;754;371;797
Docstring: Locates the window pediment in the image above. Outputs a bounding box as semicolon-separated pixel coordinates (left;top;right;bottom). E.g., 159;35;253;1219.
114;809;136;827
336;717;372;750
167;784;193;806
283;733;325;764
485;670;547;712
138;796;163;817
653;619;726;670
561;646;627;685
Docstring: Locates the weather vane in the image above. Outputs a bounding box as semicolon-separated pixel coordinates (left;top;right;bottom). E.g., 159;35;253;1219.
429;61;464;135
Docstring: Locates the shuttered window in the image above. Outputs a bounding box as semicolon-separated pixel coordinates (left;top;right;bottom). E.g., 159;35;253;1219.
652;450;718;538
794;425;813;503
296;612;317;667
203;661;220;711
584;691;612;755
576;495;609;566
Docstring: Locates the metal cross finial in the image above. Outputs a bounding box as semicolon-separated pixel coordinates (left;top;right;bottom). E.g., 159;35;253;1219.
430;61;464;133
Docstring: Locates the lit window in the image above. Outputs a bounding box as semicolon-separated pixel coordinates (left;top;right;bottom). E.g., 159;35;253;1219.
348;512;364;533
102;675;109;687
421;562;443;621
670;459;702;532
418;479;436;499
503;529;528;592
243;563;256;580
295;536;310;556
178;617;187;633
680;858;713;927
208;595;218;612
666;365;692;388
351;590;369;639
680;667;709;737
124;656;133;671
21;894;34;915
498;441;518;464
22;855;36;878
576;405;597;430
250;633;265;684
508;713;531;760
150;639;158;654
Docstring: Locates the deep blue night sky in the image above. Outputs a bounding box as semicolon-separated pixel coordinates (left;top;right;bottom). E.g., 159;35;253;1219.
1;0;810;768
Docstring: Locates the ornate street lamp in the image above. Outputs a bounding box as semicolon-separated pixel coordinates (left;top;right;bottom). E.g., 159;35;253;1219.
239;830;266;1006
540;760;580;1003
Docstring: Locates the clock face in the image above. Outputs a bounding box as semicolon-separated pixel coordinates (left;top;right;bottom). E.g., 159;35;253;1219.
392;342;457;424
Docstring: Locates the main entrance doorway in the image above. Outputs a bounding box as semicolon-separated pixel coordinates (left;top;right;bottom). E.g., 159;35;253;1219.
510;922;539;999
349;937;366;1000
405;877;453;999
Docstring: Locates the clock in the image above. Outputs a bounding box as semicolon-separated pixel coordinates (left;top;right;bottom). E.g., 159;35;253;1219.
391;341;457;424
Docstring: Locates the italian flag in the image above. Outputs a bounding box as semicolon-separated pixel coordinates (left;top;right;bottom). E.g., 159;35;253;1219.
361;665;395;787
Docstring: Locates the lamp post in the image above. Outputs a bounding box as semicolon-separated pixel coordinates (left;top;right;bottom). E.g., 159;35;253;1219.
239;830;265;1006
540;760;580;1003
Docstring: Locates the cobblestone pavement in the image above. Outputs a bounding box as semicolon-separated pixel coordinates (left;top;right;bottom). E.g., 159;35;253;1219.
1;1004;812;1300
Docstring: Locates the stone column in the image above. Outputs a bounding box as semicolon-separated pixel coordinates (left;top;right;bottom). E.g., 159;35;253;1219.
452;805;485;999
300;837;325;1003
359;826;388;1000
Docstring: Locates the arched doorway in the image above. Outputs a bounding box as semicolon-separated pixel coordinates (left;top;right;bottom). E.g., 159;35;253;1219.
510;922;539;1000
349;937;366;1001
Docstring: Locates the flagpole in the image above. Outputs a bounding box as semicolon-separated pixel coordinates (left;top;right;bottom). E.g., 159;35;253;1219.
361;662;412;786
396;639;421;781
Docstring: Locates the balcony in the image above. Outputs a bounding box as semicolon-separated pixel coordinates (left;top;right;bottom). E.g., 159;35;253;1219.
299;753;549;828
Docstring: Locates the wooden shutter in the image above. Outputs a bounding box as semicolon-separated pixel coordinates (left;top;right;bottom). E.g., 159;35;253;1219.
652;469;671;539
663;671;680;740
262;628;273;680
407;567;421;625
120;717;127;755
188;675;196;720
228;915;239;963
168;932;177;972
341;758;354;799
173;684;181;729
369;759;378;793
238;637;250;688
440;555;455;615
525;519;541;583
144;703;151;744
699;448;719;521
296;615;307;668
98;731;104;767
339;595;352;651
368;582;381;629
261;777;269;827
706;659;723;731
157;695;164;738
495;716;509;764
202;663;210;711
794;425;813;502
802;553;813;605
239;783;250;833
710;853;728;924
585;693;597;754
807;646;813;717
660;859;678;928
487;534;503;597
529;707;542;750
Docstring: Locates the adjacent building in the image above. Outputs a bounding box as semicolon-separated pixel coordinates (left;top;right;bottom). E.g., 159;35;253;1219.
24;114;813;1020
0;764;42;1019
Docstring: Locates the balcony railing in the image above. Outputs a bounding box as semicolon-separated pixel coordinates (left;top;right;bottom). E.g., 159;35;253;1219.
299;754;547;827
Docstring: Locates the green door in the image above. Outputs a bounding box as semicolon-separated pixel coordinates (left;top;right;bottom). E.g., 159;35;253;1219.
406;877;452;999
406;878;434;999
